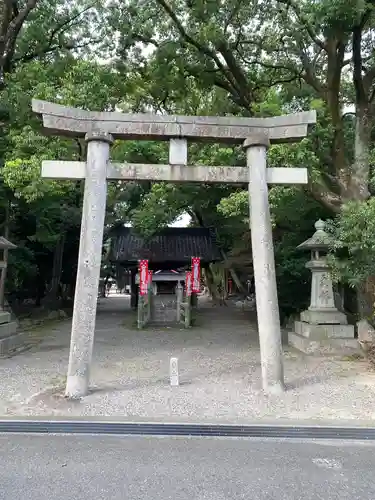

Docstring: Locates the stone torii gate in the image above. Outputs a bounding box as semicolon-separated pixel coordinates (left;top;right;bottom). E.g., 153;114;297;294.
32;99;316;398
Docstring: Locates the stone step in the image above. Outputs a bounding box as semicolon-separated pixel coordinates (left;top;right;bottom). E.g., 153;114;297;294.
0;311;11;325
152;319;180;325
152;316;178;323
0;321;17;339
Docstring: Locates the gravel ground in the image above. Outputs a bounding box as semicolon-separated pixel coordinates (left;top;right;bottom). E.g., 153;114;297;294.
1;294;375;422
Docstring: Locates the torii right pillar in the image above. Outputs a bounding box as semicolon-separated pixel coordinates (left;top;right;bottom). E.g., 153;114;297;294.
244;133;284;394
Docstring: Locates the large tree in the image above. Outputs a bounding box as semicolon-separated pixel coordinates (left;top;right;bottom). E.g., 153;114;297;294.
0;0;106;307
0;0;104;86
106;0;375;316
107;0;375;208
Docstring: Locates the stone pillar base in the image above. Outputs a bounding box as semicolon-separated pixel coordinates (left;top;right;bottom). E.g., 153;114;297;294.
294;320;354;339
288;331;359;355
289;318;357;355
300;309;348;325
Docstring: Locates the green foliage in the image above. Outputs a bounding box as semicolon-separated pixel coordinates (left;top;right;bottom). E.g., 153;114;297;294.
327;199;375;286
3;157;69;201
1;0;375;320
218;191;248;220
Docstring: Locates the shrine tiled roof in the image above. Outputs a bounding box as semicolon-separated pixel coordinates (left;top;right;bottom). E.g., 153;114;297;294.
109;226;221;265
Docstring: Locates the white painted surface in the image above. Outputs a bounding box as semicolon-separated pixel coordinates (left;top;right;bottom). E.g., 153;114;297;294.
169;139;188;165
170;357;179;387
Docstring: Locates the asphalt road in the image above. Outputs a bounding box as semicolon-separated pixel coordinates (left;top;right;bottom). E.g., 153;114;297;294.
0;434;374;499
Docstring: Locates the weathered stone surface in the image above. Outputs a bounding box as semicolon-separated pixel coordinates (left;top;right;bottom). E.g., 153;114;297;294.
243;133;270;149
0;311;11;324
307;267;337;311
59;310;68;319
176;283;183;323
32;99;316;127
300;309;348;325
298;220;340;321
33;98;317;397
290;220;355;355
297;219;333;251
0;328;28;357
170;357;179;386
47;310;68;321
294;320;354;339
42;161;308;185
234;298;256;311
65;133;113;399
151;295;178;323
0;320;17;339
32;99;316;143
244;139;285;394
288;331;359;355
357;319;375;344
47;310;59;320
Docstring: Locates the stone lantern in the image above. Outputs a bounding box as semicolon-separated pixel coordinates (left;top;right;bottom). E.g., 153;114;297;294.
0;235;16;314
288;220;357;354
0;236;21;357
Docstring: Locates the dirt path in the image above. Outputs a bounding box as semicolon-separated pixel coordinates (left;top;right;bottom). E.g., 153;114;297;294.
0;294;374;422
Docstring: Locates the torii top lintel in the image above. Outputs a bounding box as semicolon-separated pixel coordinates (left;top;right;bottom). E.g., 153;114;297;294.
32;99;316;144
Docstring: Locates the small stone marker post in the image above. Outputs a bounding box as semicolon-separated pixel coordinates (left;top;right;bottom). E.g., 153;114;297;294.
170;357;179;386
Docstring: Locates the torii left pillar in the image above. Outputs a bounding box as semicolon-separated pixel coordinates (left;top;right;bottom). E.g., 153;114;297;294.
65;131;113;399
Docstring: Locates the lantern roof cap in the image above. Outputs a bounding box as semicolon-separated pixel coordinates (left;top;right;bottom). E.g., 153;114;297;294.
297;219;332;251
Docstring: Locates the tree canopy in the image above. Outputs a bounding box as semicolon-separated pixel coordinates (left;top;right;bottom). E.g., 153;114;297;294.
1;0;375;320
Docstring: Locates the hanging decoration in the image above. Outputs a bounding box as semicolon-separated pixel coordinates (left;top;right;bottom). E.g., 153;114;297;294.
185;271;192;296
191;257;201;293
139;259;149;296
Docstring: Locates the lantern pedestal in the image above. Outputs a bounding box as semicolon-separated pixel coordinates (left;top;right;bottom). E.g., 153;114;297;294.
0;236;24;356
0;311;17;337
288;220;357;355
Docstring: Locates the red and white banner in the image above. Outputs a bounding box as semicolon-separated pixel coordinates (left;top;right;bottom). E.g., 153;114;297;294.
148;270;153;285
185;271;192;296
191;257;201;293
139;259;149;296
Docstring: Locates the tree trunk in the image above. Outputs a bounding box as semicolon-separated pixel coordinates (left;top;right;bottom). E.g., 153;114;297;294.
219;248;247;296
0;199;10;309
190;208;248;296
348;106;372;320
43;232;66;308
202;266;217;300
357;277;375;321
347;105;371;201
